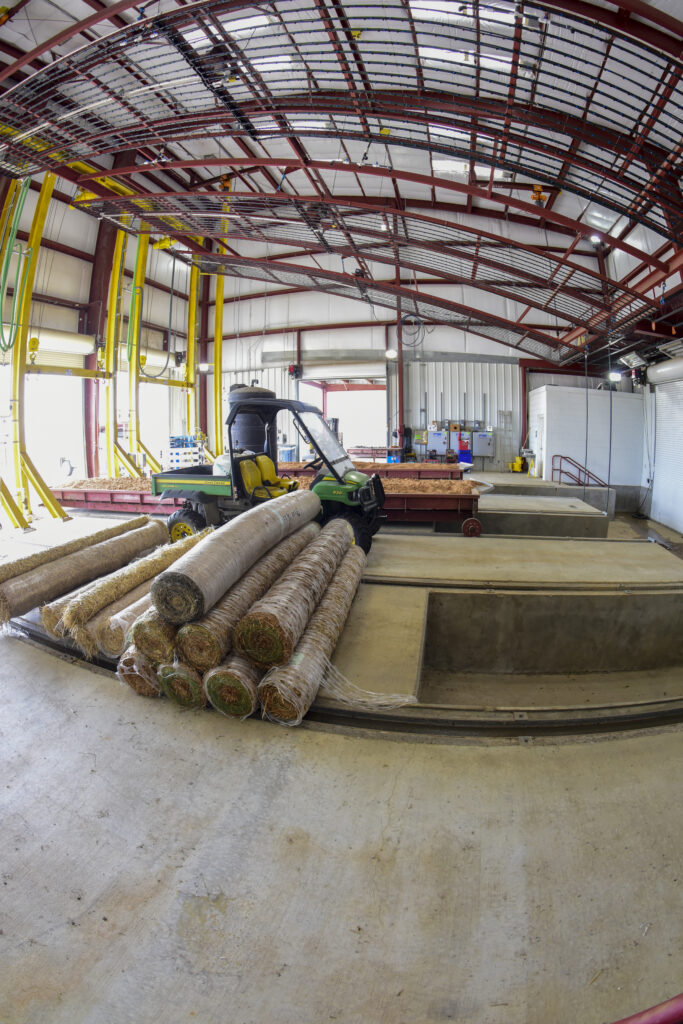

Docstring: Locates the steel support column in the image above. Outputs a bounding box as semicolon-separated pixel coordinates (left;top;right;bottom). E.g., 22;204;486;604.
213;270;225;456
127;232;161;473
104;226;141;477
0;180;29;528
185;263;199;437
10;173;69;521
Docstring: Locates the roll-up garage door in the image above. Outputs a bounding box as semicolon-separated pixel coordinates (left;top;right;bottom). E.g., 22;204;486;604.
651;380;683;534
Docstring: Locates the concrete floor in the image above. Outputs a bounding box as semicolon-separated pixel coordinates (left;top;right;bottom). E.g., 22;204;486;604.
2;512;683;1023
1;638;682;1024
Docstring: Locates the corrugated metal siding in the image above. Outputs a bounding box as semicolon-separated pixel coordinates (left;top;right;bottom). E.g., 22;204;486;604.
390;360;521;470
211;368;298;455
651;380;683;533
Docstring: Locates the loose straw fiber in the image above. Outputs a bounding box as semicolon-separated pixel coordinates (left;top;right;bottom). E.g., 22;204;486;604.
259;546;366;725
0;515;149;587
152;489;321;624
234;518;353;669
175;521;321;673
70;581;152;658
0;520;168;623
131;607;178;663
117;645;162;698
204;655;262;719
98;590;153;658
157;661;207;709
41;580;98;638
61;527;210;630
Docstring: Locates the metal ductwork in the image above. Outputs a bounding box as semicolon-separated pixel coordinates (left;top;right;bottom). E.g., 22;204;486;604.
647;357;683;385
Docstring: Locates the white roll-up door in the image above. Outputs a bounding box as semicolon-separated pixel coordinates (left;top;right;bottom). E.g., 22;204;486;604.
651;380;683;533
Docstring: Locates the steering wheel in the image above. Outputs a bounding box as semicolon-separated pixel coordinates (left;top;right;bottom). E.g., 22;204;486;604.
309;454;324;470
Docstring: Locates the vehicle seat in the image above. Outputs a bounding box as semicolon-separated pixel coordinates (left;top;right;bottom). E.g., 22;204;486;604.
255;454;299;492
239;459;288;501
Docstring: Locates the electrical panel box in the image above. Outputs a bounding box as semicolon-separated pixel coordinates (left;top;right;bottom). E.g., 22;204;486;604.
473;430;495;456
459;431;472;452
427;429;448;454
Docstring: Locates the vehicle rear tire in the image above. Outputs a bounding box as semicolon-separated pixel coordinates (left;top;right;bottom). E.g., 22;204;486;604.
167;508;207;542
333;512;373;554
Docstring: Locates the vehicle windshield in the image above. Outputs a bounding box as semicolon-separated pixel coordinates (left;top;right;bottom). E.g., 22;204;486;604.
297;411;355;478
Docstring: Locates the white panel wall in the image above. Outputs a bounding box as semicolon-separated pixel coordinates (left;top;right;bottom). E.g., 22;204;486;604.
651;380;683;533
528;385;644;486
390;358;521;470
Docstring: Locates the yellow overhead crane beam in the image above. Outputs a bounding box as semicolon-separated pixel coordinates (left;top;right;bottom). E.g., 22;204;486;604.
0;181;30;528
213;178;231;458
10;173;70;522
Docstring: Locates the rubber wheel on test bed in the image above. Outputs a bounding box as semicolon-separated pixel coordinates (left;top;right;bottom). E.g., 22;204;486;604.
462;517;482;538
167;508;207;542
332;512;373;554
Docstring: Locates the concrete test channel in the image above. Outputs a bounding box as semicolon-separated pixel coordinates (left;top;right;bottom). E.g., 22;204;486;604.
322;534;683;737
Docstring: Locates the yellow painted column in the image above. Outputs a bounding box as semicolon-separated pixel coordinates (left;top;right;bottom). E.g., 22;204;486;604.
125;231;160;473
105;228;132;476
213;270;224;456
0;180;29;527
10;173;69;520
185;263;199;437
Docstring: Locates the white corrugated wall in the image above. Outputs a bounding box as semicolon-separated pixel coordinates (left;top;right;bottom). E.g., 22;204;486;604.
389;359;521;470
651;380;683;533
206;367;298;453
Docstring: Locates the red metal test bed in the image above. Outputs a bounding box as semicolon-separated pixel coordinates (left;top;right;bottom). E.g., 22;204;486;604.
52;463;482;536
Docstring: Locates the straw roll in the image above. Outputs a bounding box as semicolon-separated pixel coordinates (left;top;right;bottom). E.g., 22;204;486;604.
0;515;150;587
0;519;168;623
234;518;353;669
259;545;366;725
175;522;320;673
151;490;321;624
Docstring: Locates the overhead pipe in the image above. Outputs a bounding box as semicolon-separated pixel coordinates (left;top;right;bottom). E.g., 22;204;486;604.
646;356;683;384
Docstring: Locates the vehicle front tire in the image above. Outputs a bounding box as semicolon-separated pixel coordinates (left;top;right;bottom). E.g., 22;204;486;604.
333;511;373;554
167;507;207;542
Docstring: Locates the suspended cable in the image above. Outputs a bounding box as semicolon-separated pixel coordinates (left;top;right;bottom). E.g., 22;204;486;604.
0;178;33;353
140;249;174;379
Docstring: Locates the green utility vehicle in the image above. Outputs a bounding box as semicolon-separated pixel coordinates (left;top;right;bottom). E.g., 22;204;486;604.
151;388;385;552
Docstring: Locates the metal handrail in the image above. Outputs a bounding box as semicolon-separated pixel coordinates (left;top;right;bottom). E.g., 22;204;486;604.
552;455;607;487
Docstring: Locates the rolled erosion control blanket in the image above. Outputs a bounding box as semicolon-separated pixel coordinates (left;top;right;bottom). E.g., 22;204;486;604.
0;519;168;623
204;655;263;719
259;545;366;725
97;590;154;658
234;518;353;669
0;515;150;587
62;527;211;630
41;580;99;638
175;522;321;674
131;607;178;664
117;645;163;698
151;490;321;624
157;661;207;709
70;581;152;659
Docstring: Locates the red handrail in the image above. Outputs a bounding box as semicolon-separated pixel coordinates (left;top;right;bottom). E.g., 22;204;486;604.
552;454;607;487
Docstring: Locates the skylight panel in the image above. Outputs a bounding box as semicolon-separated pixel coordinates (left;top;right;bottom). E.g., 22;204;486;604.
410;1;516;26
419;46;512;73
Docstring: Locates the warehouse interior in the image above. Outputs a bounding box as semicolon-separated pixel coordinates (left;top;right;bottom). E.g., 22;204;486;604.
1;2;683;1023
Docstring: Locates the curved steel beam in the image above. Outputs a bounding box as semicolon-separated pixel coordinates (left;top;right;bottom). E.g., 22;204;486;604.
76;190;654;327
79;157;668;272
33;99;679;236
0;0;680;91
177;239;582;361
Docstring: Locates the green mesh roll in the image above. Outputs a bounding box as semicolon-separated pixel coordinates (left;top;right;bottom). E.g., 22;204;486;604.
203;655;262;719
157;661;207;709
